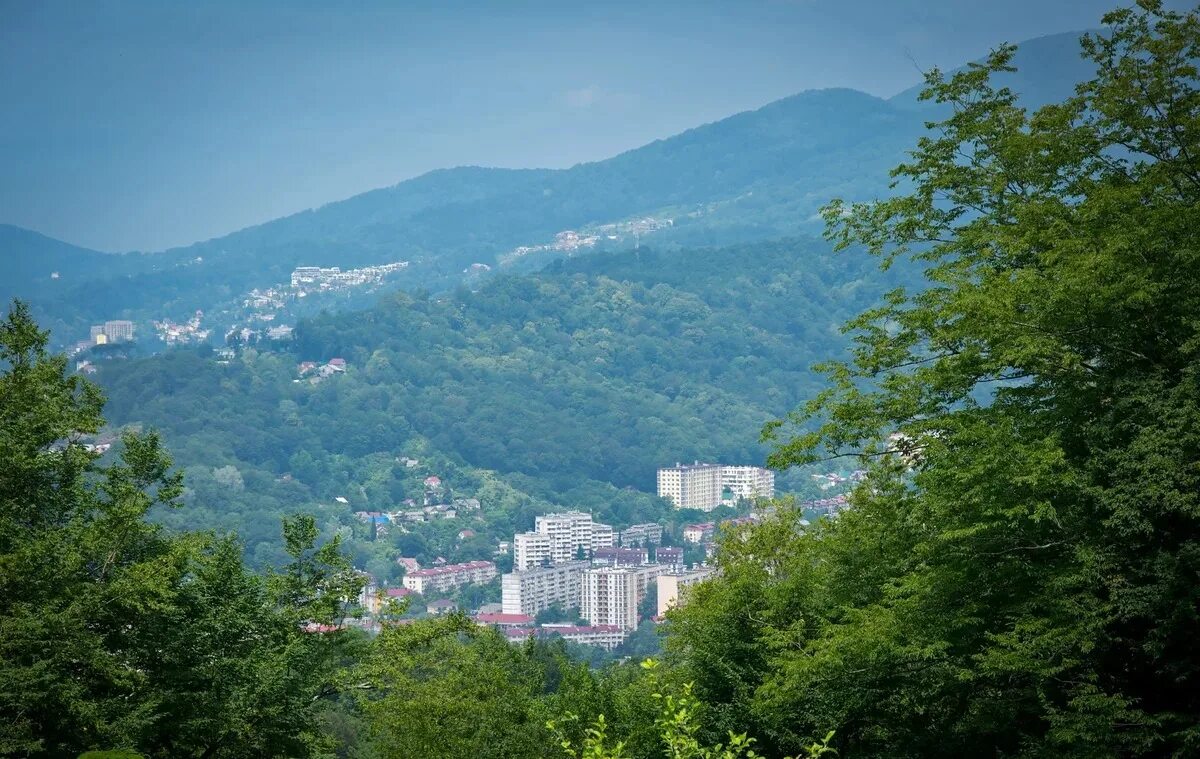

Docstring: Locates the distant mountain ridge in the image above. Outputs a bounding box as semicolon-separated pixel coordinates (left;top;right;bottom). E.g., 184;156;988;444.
1;29;1094;347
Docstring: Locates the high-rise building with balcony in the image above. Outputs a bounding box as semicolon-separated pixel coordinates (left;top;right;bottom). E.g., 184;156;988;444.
581;567;639;631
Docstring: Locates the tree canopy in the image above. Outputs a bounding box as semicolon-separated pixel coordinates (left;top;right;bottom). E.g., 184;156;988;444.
671;3;1200;756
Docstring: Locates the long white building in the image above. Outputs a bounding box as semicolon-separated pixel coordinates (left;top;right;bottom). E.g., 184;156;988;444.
657;463;775;511
721;466;775;502
501;561;588;615
513;511;614;569
402;560;497;594
581;567;639;631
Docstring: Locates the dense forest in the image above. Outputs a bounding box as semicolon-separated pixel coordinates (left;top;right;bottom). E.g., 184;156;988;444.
2;3;1198;757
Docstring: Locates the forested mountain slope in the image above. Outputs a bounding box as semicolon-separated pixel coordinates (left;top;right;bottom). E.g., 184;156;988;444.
94;237;894;566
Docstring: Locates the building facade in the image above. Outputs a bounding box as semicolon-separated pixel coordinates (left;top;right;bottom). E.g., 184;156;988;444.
581;567;639;630
401;560;497;594
656;568;718;617
619;522;664;547
513;511;613;569
592;546;648;567
657;463;724;511
103;320;135;342
501;561;588;616
720;466;775;502
513;532;553;570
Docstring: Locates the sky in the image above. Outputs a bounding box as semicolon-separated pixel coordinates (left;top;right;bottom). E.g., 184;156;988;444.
0;0;1171;252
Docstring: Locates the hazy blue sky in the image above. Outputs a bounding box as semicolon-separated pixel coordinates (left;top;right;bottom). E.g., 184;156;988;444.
0;0;1167;251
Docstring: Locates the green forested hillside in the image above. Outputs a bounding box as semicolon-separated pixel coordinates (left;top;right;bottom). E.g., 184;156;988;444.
5;6;1199;758
94;237;891;569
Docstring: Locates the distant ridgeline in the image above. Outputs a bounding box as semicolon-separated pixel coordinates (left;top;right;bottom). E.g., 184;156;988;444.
0;30;1093;351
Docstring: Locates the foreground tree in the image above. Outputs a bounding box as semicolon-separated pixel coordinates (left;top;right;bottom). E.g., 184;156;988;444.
0;301;363;756
670;3;1200;757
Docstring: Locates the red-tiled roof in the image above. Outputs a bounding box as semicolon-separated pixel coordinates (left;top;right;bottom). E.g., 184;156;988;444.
474;613;534;625
384;587;413;597
407;560;495;578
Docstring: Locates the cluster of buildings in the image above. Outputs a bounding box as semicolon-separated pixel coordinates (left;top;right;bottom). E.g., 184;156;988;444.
153;310;209;345
351;477;481;534
70;320;135;355
811;470;868;490
502;216;674;266
656;463;775;511
297;357;347;383
289;261;408;292
507;230;601;261
514;511;614;570
499;511;711;648
803;494;849;517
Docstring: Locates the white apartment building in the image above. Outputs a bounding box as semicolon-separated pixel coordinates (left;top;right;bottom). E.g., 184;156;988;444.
657;463;724;511
513;532;553;570
721;466;775;502
540;624;628;650
103;320;135;342
658;463;775;511
402;560;497;594
501;561;588;615
591;522;615;551
581;567;640;631
513;511;613;570
501;625;628;651
619;522;664;547
656;567;717;617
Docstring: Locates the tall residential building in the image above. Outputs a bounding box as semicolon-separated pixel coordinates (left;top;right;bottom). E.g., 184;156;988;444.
513;532;553;570
581;567;639;631
513;511;613;570
401;560;497;594
591;522;615;551
721;466;775;502
501;561;588;616
103;320;135;342
656;567;717;617
657;463;723;511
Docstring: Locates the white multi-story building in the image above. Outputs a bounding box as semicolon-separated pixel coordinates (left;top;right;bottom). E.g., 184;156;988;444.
513;532;554;570
540;624;628;650
103;320;135;342
619;522;664;547
501;624;628;651
581;567;640;631
513;512;613;569
657;463;724;511
720;466;775;502
402;560;497;594
501;561;588;615
656;568;717;617
658;463;775;511
591;522;615;551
